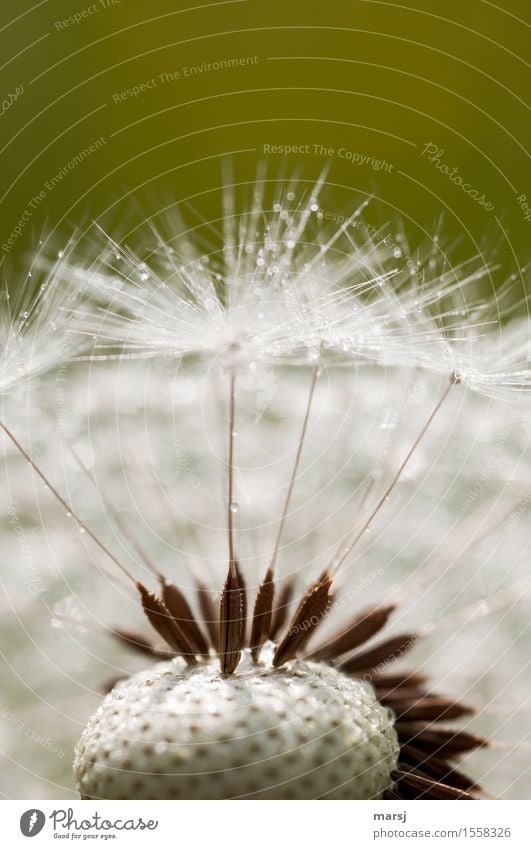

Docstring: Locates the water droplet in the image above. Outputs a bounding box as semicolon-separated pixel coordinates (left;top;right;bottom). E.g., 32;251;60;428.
229;502;239;513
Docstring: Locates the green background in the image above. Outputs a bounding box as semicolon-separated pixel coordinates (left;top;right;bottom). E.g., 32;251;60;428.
0;0;529;304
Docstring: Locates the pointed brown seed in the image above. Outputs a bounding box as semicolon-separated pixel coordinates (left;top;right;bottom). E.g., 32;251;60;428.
400;744;480;792
196;580;218;647
273;573;333;667
376;686;429;702
269;578;296;640
111;628;172;658
395;722;487;757
136;582;197;665
385;697;474;723
219;565;244;675
392;768;475;800
369;671;427;692
161;579;209;655
235;562;248;647
311;604;396;660
340;632;419;674
250;568;275;662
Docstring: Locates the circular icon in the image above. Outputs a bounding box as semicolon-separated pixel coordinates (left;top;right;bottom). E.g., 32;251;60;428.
20;810;46;837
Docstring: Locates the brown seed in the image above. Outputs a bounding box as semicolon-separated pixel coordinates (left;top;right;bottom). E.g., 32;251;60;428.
395;722;487;757
219;564;245;675
250;567;275;662
273;573;333;667
392;767;475;800
161;579;209;655
111;628;171;658
234;562;248;647
399;744;480;791
368;671;427;692
386;697;474;723
136;582;197;665
340;632;419;674
312;604;396;661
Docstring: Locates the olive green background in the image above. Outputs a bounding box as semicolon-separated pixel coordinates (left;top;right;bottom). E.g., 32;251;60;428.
0;0;529;304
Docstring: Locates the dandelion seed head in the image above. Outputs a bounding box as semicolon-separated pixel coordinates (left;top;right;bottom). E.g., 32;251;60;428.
62;187;530;404
0;256;84;398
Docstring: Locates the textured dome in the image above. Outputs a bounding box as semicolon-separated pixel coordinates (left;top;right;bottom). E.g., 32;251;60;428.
74;647;399;799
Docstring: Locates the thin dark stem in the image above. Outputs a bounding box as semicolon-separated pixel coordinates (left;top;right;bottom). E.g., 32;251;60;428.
227;372;237;577
269;358;321;575
332;375;458;575
0;419;135;583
